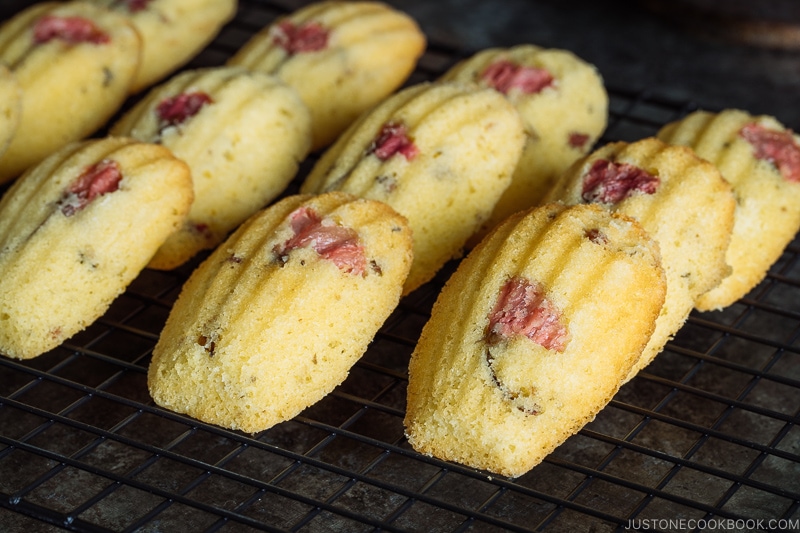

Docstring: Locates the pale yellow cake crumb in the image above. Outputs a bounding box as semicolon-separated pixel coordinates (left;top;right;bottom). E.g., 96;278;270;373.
111;65;312;269
0;1;142;183
405;203;665;478
148;192;413;433
442;44;608;238
301;81;525;294
228;0;426;150
0;64;21;159
658;108;800;311
544;137;735;378
0;137;192;360
90;0;237;92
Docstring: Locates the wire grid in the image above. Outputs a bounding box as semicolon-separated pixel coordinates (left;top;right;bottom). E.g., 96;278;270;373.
1;1;799;531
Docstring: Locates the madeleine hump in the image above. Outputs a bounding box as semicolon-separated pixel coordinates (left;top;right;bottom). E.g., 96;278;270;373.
0;137;192;360
404;203;666;478
148;192;413;433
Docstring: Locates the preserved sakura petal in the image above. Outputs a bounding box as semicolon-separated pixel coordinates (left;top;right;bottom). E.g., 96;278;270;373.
191;222;214;241
480;60;554;95
156;92;214;128
60;159;123;216
582;159;660;204
113;0;152;12
274;206;366;275
487;276;568;352
368;122;418;161
584;228;609;245
740;122;800;182
33;15;111;45
272;20;329;54
192;222;210;234
569;132;590;149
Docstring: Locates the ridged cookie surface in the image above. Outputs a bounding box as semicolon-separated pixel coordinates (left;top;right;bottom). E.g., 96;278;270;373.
544;137;735;377
148;192;413;433
89;0;237;92
111;66;312;269
0;137;192;360
228;0;425;149
441;44;608;236
0;1;142;183
657;109;800;311
301;81;525;294
0;64;21;159
404;203;666;478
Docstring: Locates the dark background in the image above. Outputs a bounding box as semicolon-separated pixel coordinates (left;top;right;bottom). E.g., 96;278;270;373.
0;2;799;531
399;0;800;130
3;0;800;129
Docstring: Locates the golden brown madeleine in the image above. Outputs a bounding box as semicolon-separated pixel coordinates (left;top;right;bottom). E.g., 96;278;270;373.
545;137;735;378
404;203;665;478
0;1;142;183
301;81;525;294
228;0;425;150
442;44;608;237
0;137;192;360
0;63;22;159
148;192;413;433
658;109;800;311
111;66;312;269
88;0;237;92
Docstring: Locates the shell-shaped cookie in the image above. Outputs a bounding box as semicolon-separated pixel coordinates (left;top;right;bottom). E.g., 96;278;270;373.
89;0;237;92
0;64;22;159
148;192;413;433
228;0;426;150
657;109;800;311
544;137;735;377
0;137;193;360
110;66;312;269
0;1;142;183
404;203;666;478
442;44;609;235
300;81;525;294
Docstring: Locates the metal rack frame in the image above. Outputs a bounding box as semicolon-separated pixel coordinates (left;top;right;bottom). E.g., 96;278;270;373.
0;1;798;531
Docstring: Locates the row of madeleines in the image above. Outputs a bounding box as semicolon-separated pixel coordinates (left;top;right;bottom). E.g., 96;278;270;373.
0;0;428;356
0;0;239;182
406;109;800;478
0;1;798;479
0;3;600;357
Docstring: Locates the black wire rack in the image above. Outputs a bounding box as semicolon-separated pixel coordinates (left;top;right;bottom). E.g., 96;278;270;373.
1;1;799;532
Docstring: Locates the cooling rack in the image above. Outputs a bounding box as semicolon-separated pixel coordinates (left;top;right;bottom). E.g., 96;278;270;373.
1;1;799;531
